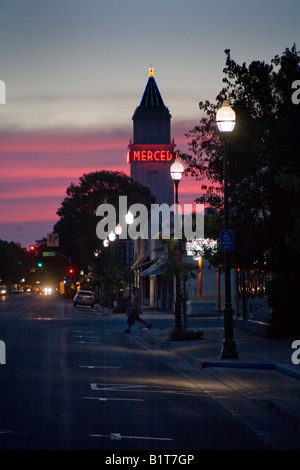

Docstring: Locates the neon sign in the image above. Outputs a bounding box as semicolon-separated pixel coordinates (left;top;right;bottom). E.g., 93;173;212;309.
127;149;177;163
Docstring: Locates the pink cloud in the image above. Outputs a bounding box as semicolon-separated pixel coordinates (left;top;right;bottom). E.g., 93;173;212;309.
1;205;58;224
0;165;128;180
0;124;203;246
0;129;129;153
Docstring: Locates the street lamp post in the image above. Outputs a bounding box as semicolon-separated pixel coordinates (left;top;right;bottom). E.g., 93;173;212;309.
103;213;134;307
216;100;239;359
170;159;184;331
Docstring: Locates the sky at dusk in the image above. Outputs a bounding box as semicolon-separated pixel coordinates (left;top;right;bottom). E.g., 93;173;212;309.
0;0;299;248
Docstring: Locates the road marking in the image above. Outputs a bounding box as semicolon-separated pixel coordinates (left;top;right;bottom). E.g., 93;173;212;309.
79;366;121;369
91;383;148;391
82;396;143;402
90;383;201;396
89;433;172;442
73;336;100;340
73;330;100;335
75;340;101;344
0;430;12;434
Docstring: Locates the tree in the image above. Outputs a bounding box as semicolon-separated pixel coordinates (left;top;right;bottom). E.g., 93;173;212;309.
180;45;300;338
0;240;28;286
52;170;155;299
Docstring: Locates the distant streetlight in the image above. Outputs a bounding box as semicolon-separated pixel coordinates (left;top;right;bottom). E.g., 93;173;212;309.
115;223;123;236
216;99;238;359
108;231;116;242
170;158;184;331
125;210;134;225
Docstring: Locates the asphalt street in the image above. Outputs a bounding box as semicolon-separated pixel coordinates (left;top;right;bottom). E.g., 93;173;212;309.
0;293;299;454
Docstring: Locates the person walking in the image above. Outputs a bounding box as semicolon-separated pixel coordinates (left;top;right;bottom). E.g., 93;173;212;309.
124;287;151;333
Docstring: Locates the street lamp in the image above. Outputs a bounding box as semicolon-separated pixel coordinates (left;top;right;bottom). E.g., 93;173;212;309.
108;230;116;242
125;210;134;225
170;158;184;331
115;223;123;236
216;99;236;132
170;159;185;205
216;99;239;359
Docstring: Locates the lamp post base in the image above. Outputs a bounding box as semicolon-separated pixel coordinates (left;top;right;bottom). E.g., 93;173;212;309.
220;340;239;359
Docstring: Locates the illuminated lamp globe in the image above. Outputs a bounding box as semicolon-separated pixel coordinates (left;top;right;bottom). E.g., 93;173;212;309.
103;239;109;247
115;223;122;236
216;100;236;132
108;231;116;242
170;159;184;181
125;210;134;225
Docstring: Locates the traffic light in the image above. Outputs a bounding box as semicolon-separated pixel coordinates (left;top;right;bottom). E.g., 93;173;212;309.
69;268;74;274
29;245;36;252
37;262;43;268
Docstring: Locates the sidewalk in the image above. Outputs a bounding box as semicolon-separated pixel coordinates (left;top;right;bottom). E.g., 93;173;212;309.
98;305;300;440
150;310;300;438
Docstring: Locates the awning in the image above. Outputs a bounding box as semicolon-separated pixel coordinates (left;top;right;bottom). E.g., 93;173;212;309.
131;254;152;271
141;258;166;276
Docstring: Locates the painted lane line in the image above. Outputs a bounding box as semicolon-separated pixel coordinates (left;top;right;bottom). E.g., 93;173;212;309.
82;396;143;402
89;433;172;442
90;383;201;396
91;383;147;391
73;330;92;334
73;336;100;340
75;341;101;344
79;366;121;369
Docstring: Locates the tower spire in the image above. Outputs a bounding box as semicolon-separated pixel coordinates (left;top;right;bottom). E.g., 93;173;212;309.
139;67;165;108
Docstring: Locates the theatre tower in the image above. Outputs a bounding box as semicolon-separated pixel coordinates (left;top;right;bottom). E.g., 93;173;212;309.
127;68;176;206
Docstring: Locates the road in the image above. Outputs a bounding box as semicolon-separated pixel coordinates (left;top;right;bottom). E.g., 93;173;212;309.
0;293;293;452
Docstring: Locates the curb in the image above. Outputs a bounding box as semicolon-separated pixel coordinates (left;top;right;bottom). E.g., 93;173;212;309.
198;360;300;380
250;397;300;435
200;361;276;370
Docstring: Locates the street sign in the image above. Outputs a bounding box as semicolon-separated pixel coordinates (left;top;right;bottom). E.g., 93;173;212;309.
47;233;59;247
43;252;56;257
220;230;235;251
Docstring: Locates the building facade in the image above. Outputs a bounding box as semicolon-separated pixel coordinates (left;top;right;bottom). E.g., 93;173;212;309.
127;68;233;315
128;68;176;309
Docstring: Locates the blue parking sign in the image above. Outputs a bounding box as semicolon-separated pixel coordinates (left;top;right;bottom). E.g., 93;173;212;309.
220;230;235;251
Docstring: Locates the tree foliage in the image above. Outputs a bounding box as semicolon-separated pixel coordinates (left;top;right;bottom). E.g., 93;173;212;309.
0;240;28;285
179;45;300;338
52;170;155;295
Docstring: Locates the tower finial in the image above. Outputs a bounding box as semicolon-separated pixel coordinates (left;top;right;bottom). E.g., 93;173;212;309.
149;67;154;77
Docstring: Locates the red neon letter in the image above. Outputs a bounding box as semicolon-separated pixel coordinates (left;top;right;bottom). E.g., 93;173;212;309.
147;151;153;161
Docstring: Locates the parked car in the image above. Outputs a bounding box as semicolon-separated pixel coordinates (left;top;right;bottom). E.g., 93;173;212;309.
73;290;95;308
11;284;23;294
